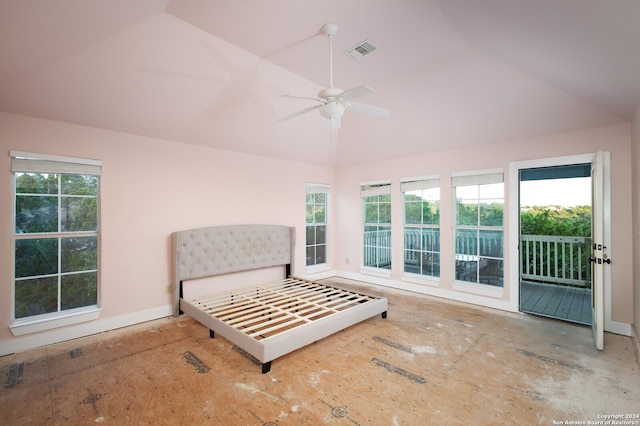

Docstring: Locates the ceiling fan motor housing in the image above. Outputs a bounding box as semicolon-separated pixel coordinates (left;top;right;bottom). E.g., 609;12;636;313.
321;23;338;37
318;87;343;99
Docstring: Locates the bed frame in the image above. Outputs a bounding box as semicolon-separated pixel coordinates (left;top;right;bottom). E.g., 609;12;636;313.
173;224;388;373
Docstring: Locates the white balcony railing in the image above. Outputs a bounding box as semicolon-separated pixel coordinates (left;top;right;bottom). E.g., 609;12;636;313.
363;229;392;269
365;229;591;288
520;235;591;287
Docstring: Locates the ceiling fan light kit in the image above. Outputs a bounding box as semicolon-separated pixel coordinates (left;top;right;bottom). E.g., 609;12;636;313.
279;23;390;129
320;102;345;119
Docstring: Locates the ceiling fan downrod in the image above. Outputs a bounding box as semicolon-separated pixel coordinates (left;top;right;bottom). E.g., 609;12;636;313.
321;23;338;89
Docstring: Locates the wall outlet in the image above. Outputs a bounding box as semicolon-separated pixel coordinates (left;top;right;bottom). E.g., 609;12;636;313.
345;258;350;265
166;284;172;295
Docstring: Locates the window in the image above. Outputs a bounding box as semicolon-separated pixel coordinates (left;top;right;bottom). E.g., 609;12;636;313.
11;151;101;325
306;183;329;268
361;181;392;270
402;177;440;278
453;171;504;287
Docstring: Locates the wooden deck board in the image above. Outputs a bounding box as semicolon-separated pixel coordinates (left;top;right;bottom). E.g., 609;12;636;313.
520;281;591;325
543;286;564;317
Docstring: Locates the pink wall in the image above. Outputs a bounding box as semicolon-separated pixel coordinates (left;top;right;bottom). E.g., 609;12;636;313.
0;112;635;354
0;112;334;353
334;123;634;325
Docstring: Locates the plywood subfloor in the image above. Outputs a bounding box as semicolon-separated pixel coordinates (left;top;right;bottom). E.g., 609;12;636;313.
1;278;639;425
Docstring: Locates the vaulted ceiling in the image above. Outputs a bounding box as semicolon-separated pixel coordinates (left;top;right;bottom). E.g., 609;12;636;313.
1;0;638;166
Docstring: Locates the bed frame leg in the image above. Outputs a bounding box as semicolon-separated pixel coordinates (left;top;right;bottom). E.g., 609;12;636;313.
382;311;387;319
261;362;271;374
210;329;215;338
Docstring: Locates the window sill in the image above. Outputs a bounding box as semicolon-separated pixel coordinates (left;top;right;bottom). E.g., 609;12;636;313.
401;272;440;287
452;281;504;298
306;263;331;274
360;266;392;279
10;306;102;336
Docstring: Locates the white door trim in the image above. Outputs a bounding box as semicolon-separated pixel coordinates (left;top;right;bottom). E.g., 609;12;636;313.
509;153;630;336
600;152;631;336
508;154;594;315
592;152;605;349
508;153;630;335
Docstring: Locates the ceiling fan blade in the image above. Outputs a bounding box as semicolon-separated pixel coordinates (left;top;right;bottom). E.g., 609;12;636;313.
282;94;321;102
340;86;374;101
348;102;391;118
279;104;321;121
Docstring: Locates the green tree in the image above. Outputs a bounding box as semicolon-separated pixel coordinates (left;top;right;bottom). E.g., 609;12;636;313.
405;193;440;225
14;172;99;317
520;205;591;237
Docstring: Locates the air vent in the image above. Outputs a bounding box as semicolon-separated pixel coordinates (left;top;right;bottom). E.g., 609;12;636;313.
345;40;377;60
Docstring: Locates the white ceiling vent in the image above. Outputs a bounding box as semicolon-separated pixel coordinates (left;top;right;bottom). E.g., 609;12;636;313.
345;40;377;60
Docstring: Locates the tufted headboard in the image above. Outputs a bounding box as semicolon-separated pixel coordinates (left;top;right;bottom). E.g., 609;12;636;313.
172;224;296;317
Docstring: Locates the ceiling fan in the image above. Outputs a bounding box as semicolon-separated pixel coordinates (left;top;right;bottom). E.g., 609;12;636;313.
279;23;391;129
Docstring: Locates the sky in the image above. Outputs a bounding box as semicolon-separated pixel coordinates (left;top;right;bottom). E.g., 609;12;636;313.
520;177;591;207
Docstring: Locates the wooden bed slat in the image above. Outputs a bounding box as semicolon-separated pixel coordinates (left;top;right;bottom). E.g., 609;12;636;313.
186;277;384;342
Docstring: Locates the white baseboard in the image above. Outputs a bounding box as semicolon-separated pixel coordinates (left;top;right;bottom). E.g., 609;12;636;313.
0;304;172;356
299;269;339;281
605;316;633;336
330;271;519;313
306;270;633;337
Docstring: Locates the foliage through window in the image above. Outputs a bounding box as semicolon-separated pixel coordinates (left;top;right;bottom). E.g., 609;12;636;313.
402;178;440;277
306;184;329;267
12;152;101;320
453;172;504;286
362;182;392;270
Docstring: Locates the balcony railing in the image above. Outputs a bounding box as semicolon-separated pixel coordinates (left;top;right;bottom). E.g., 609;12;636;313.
364;229;591;288
520;235;591;287
363;229;392;269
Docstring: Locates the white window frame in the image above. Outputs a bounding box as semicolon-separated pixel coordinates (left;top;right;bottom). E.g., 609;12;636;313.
452;169;505;297
10;151;102;336
401;176;440;285
360;180;392;277
305;183;330;273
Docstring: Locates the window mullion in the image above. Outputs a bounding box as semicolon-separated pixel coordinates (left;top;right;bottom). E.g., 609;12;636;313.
57;174;62;313
58;174;62;233
58;236;62;313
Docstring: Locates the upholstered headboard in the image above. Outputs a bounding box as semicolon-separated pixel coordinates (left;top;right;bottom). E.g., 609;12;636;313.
172;224;295;317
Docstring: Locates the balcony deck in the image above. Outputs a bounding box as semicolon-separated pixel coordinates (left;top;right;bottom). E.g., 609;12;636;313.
520;280;592;325
373;230;593;325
